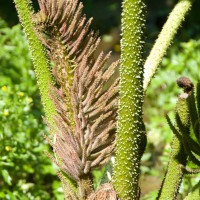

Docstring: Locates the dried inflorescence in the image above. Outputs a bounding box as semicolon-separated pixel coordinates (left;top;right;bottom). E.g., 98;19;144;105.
33;0;119;197
33;0;102;126
177;76;194;94
87;183;118;200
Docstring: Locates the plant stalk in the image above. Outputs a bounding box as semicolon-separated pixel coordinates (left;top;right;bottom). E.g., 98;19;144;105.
78;173;94;200
157;94;189;199
14;0;77;196
143;0;193;91
14;0;56;124
113;0;146;199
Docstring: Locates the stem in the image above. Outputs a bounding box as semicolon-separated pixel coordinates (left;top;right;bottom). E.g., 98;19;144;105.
78;174;94;200
14;0;76;196
14;0;56;124
158;136;186;200
157;94;189;199
143;0;193;91
113;0;146;199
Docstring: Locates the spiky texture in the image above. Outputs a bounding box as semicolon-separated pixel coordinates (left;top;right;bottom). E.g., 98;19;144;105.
180;165;200;174
45;56;119;179
57;171;79;200
158;78;200;199
87;183;118;200
113;0;146;199
33;0;102;127
33;0;119;198
157;96;189;200
158;85;191;199
196;82;200;116
176;78;200;166
14;0;56;124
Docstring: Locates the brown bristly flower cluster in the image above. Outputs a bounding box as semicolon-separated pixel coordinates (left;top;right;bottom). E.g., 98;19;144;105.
87;183;118;200
33;0;119;198
176;76;194;94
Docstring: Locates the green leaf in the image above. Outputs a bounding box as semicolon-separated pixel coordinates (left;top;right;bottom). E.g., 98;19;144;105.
182;132;200;156
175;113;190;136
196;82;200;121
187;91;199;140
2;169;12;185
166;115;182;141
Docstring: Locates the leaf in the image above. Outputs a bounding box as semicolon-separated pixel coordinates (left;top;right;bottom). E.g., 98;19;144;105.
196;82;200;120
187;91;199;140
2;169;12;185
175;113;190;136
182;132;200;156
166;115;182;141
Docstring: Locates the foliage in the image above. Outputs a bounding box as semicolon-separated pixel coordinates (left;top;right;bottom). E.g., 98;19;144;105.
143;39;200;199
4;0;200;199
0;19;63;200
146;39;200;145
1;0;200;41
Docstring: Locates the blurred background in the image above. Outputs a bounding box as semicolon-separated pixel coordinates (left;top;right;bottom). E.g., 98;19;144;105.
0;0;200;199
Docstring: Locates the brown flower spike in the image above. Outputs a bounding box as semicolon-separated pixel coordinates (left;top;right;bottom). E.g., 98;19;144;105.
33;0;119;199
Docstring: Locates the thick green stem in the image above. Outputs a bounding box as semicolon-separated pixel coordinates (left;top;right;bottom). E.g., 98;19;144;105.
143;0;193;91
158;136;186;200
113;0;146;199
14;0;56;124
158;94;189;199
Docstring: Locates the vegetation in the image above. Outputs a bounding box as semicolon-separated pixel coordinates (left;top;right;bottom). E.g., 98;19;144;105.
0;20;63;199
1;0;200;199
